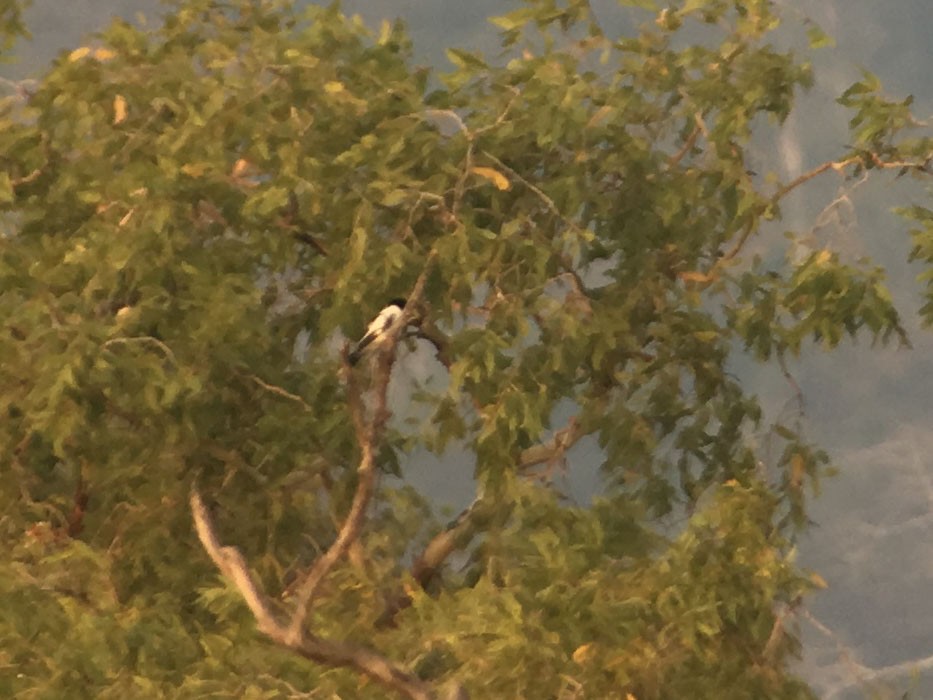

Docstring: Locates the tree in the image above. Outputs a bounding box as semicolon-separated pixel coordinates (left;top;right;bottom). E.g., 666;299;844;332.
1;0;930;698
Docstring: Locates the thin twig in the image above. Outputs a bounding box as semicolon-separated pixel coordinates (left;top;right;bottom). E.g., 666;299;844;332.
11;168;42;187
248;374;312;411
480;150;586;237
777;352;805;423
474;86;521;137
720;151;933;265
666;116;704;169
102;336;177;365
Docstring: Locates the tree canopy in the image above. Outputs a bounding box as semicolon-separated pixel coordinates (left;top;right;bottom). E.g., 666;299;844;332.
2;0;932;698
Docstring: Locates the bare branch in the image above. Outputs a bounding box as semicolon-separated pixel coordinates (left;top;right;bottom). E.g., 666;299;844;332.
248;373;312;411
0;76;38;99
191;489;441;700
11;168;42;187
827;652;933;699
286;251;439;642
473;86;521;137
773;157;859;203
776;352;805;424
719;151;933;265
479;149;587;238
102;336;177;366
666;116;704;170
416;321;452;369
718;218;757;265
800;606;933;700
284;433;378;642
284;633;438;700
190;490;282;635
517;417;584;472
421;109;469;135
379;497;487;626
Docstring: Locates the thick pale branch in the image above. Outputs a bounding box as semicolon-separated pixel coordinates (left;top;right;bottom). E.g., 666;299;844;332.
421;109;468;135
284;440;378;642
285;633;438;700
191;490;440;700
415;494;496;587
379;497;485;625
190;490;282;635
517;418;584;472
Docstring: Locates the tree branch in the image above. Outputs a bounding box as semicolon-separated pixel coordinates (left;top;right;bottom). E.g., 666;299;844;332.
287;633;437;700
479;149;587;238
285;251;439;642
416;321;452;369
721;150;933;264
247;373;312;411
516;417;584;472
189;251;458;700
190;490;283;635
666;114;704;170
283;423;378;641
380;416;588;626
190;489;440;700
101;336;177;366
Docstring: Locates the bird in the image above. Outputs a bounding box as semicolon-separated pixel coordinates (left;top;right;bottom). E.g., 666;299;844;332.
348;298;408;366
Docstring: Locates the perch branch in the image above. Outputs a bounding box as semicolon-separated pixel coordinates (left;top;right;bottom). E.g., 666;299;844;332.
285;251;439;643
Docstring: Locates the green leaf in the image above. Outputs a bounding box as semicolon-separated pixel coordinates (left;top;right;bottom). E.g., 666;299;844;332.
805;23;835;49
445;48;487;71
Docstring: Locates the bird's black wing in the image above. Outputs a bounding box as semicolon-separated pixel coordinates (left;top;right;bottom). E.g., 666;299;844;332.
348;305;403;366
348;331;378;365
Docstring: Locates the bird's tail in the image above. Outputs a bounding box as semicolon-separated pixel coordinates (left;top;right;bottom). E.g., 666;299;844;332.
347;332;377;366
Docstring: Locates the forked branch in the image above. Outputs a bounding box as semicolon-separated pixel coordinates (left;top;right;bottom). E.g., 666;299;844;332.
190;250;454;700
190;490;437;700
721;150;933;264
285;250;438;641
